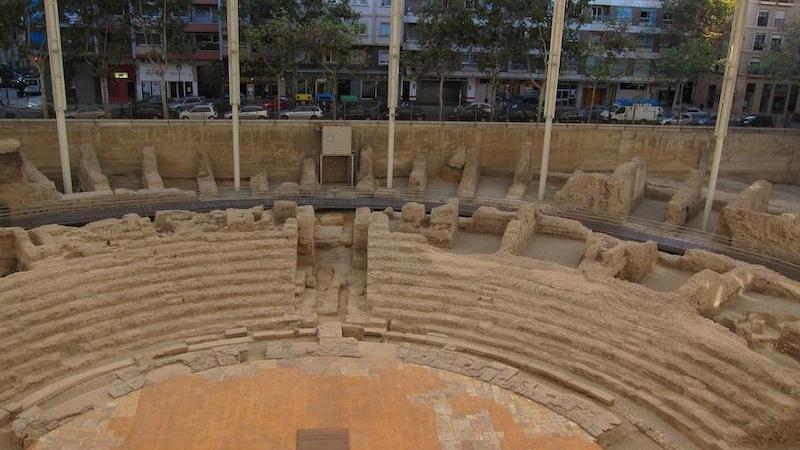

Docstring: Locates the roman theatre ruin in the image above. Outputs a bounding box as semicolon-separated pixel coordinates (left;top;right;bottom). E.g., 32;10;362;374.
0;133;799;450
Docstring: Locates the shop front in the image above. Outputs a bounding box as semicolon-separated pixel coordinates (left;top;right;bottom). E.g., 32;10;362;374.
136;63;198;100
107;65;136;103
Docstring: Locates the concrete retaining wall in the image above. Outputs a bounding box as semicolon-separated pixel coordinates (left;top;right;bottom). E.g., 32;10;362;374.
0;120;798;186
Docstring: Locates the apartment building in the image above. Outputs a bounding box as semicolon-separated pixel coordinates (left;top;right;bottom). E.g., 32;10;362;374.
132;0;226;101
737;0;799;116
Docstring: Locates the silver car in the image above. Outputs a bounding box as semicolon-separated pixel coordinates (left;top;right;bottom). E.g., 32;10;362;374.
279;105;323;120
179;104;218;120
224;105;269;120
66;105;108;119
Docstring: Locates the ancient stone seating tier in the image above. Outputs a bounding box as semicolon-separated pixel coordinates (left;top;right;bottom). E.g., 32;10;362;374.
0;209;297;405
366;213;800;450
1;203;799;450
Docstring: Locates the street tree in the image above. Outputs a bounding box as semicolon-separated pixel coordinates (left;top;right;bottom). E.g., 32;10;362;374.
129;0;194;118
581;22;635;121
303;1;362;119
245;7;302;114
414;0;473;120
62;0;132;106
511;0;589;121
473;0;524;118
658;0;734;108
656;37;718;113
0;0;26;58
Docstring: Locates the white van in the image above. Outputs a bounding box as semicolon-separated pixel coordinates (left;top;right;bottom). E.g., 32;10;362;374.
600;103;663;123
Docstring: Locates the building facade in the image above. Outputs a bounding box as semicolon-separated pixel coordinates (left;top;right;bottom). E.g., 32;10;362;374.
131;0;226;101
737;0;799;117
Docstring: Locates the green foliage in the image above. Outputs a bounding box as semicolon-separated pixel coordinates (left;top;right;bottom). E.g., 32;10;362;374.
582;22;636;84
129;0;195;65
413;0;472;78
61;0;133;78
0;0;27;52
656;37;717;83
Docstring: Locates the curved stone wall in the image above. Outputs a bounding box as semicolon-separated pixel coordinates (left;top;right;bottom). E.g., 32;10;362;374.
0;203;798;450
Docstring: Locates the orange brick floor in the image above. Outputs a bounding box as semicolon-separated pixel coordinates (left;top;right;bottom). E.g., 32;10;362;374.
33;355;601;450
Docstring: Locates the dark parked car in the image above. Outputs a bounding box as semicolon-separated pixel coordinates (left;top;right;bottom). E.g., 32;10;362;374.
738;115;774;127
133;103;165;119
381;103;426;120
691;113;717;126
555;107;586;123
341;105;379;120
496;102;533;122
448;103;493;121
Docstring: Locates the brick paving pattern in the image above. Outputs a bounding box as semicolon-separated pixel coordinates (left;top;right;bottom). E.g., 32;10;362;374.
32;356;599;450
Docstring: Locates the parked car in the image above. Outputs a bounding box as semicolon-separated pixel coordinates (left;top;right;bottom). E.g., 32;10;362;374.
168;96;207;113
381;103;426;121
16;76;39;96
66;105;107;119
497;102;537;122
660;112;695;125
602;103;663;123
555;107;586;123
179;104;218;120
584;105;609;122
279;105;323;119
341;105;379;120
691;113;717;126
737;115;774;127
223;105;269;120
133;103;164;119
448;103;493;121
261;95;289;112
682;107;706;119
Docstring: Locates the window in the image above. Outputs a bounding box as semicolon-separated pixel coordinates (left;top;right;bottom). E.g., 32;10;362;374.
381;0;391;6
753;33;766;51
378;22;390;37
749;56;761;73
350;0;367;6
378;50;390;65
192;6;215;23
775;11;786;29
771;35;782;50
135;32;161;46
744;83;756;111
757;10;769;27
640;9;657;26
662;12;672;24
461;53;476;68
615;7;632;23
324;51;336;63
772;84;788;113
637;35;654;50
591;6;604;21
760;83;773;113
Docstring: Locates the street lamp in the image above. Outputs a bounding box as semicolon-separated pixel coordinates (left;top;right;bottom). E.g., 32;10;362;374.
176;64;182;97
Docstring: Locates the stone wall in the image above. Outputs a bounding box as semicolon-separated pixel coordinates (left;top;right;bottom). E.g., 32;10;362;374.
719;209;800;265
717;180;773;238
1;121;798;187
554;158;646;218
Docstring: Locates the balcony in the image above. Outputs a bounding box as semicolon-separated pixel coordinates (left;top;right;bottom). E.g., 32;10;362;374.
186;22;219;33
192;49;221;61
